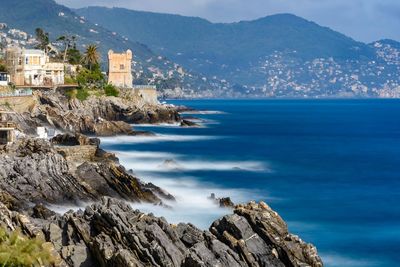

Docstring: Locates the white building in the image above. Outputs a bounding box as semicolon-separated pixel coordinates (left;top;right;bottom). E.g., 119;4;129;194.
0;72;10;86
5;47;64;87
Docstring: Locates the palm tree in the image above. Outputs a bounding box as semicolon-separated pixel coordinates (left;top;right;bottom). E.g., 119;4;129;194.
81;44;100;70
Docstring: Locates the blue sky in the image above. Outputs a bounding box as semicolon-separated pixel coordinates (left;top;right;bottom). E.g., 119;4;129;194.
57;0;400;42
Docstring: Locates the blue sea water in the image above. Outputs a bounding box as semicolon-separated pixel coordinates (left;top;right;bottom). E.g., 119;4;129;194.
100;99;400;267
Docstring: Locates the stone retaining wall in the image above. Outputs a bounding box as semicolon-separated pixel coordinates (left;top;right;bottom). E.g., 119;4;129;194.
55;145;98;164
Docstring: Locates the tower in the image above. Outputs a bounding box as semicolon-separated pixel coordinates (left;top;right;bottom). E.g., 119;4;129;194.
107;49;133;88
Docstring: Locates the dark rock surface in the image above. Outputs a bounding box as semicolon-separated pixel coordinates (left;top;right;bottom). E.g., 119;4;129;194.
180;119;199;127
0;197;322;267
0;138;172;208
15;92;181;136
209;193;236;208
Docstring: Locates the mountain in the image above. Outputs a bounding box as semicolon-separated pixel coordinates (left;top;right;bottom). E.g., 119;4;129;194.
76;8;373;79
76;7;400;98
0;0;226;98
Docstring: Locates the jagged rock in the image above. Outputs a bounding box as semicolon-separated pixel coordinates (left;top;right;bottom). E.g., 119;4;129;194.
51;133;100;147
180;119;199;127
17;92;181;136
0;138;171;207
209;193;235;208
32;204;57;220
0;197;322;267
219;197;235;208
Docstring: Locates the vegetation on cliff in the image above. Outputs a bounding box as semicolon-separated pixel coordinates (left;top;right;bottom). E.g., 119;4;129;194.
0;228;56;267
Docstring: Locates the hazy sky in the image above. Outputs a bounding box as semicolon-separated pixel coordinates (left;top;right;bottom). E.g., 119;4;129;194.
57;0;400;42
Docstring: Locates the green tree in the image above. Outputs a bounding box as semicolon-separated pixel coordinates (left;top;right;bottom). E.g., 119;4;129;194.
81;44;100;70
34;28;49;52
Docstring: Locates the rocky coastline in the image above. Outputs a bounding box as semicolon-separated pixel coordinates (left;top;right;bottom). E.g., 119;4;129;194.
0;93;323;267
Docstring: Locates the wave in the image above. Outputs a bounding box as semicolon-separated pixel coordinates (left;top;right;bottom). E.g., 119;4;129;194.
132;122;182;127
180;110;227;115
129;175;260;229
321;253;382;267
112;150;268;172
100;134;219;144
46;202;89;215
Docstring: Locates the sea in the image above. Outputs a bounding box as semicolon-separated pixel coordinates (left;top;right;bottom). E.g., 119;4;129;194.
100;99;400;267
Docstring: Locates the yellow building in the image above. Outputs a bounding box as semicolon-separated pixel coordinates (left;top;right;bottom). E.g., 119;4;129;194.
107;49;133;88
5;47;64;87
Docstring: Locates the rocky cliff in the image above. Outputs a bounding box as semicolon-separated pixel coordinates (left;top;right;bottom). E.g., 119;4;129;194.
0;135;173;210
0;197;322;267
12;92;181;136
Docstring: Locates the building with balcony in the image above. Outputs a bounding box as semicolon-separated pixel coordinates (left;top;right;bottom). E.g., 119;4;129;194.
5;47;64;87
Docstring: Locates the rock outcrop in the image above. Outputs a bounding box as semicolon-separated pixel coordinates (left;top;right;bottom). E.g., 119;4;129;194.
0;197;322;267
0;137;173;209
14;92;181;136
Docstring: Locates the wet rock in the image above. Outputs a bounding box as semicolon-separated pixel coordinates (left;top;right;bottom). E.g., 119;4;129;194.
181;119;199;127
219;197;235;208
159;159;184;170
209;193;235;208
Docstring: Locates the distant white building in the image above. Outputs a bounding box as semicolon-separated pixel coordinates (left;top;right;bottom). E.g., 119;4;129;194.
5;47;64;87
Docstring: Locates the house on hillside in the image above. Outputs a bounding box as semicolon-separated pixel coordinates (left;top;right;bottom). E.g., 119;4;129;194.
5;47;64;87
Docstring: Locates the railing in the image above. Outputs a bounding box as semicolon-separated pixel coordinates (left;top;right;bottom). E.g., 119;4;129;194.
133;85;157;90
0;89;33;98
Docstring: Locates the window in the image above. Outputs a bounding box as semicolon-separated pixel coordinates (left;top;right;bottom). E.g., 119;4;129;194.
120;64;125;70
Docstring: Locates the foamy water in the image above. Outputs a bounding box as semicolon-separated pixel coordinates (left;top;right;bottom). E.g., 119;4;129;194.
113;150;268;172
98;128;267;229
100;134;220;144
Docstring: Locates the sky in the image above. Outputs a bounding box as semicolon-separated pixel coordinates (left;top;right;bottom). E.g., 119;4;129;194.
57;0;400;42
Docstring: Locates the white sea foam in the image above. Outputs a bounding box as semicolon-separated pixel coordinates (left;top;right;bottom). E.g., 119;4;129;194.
321;253;382;267
112;150;268;172
129;175;259;229
132;122;182;127
46;203;88;215
180;110;227;115
100;134;219;144
109;147;267;228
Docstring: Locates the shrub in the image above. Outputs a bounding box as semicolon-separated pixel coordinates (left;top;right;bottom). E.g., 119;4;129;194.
76;65;105;88
0;228;56;267
0;64;6;72
76;88;90;101
64;76;76;85
104;84;119;97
